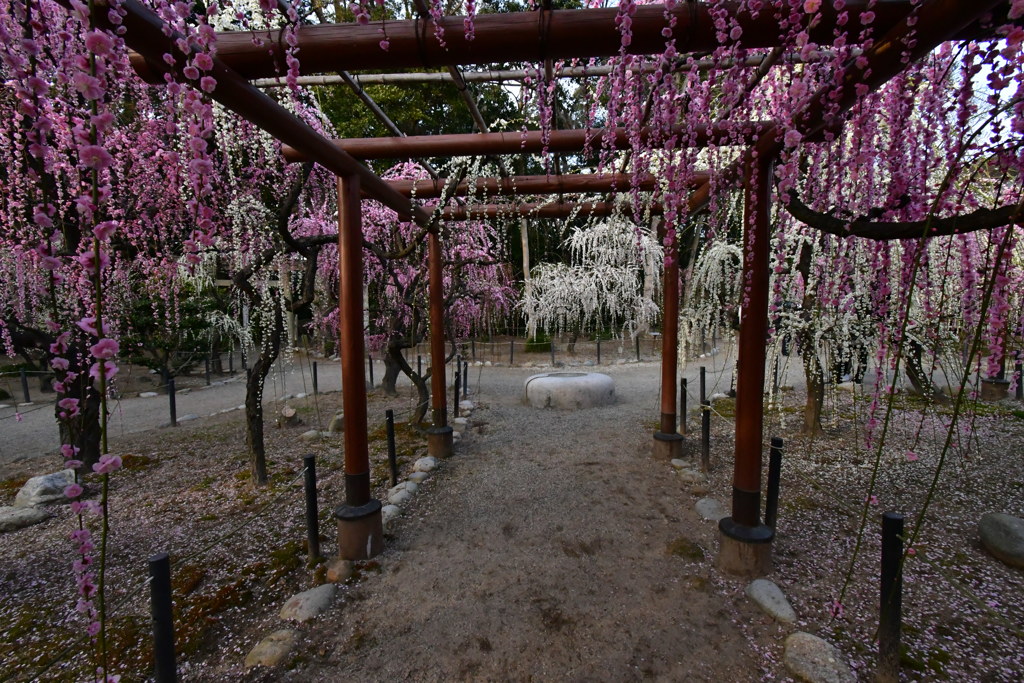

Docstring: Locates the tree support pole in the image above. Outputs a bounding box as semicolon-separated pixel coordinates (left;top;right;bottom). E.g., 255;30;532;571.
653;219;683;460
333;175;383;561
718;152;774;576
427;230;454;459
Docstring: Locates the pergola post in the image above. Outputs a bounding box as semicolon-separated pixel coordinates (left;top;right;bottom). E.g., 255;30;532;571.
653;219;683;460
427;230;454;459
333;174;384;560
717;152;774;576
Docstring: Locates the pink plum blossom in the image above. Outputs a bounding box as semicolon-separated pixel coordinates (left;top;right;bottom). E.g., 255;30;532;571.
79;145;113;169
90;338;119;359
92;221;117;240
64;482;84;499
89;360;119;381
92;454;122;475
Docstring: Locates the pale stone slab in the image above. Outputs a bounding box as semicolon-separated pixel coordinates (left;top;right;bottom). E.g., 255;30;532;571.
524;372;615;410
414;456;438;473
245;629;299;669
407;472;430;484
979;512;1024;569
279;584;336;623
784;632;855;683
0;506;51;532
745;579;797;623
695;497;727;522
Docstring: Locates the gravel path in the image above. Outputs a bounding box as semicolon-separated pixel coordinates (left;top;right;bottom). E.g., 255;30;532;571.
294;362;761;681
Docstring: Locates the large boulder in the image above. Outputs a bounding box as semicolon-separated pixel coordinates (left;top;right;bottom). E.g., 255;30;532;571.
523;372;615;410
979;512;1024;569
14;470;75;508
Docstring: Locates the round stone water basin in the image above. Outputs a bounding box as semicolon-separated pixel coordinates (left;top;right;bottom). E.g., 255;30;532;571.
523;372;616;410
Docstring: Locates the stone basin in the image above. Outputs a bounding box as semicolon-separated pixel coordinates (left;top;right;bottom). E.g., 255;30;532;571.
523;372;616;410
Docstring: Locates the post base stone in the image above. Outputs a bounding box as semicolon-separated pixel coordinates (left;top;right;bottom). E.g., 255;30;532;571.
652;431;684;460
717;517;774;577
427;425;454;459
335;499;384;561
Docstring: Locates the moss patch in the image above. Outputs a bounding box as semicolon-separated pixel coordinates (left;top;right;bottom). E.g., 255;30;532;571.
666;537;706;561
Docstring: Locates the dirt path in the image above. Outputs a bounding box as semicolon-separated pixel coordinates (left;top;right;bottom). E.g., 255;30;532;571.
297;364;761;681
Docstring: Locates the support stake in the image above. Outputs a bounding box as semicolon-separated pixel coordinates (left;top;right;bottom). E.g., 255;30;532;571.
149;552;177;683
764;437;783;529
878;512;905;683
386;409;398;487
303;454;321;563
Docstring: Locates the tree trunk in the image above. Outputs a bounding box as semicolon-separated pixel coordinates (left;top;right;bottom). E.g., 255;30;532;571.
904;339;948;403
381;342;404;397
245;306;283;486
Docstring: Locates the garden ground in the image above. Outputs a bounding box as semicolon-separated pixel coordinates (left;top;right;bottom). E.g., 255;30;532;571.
1;349;1022;681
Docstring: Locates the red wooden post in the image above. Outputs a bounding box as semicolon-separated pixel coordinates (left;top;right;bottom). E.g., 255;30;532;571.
333;175;383;560
653;219;683;460
427;230;454;459
718;152;774;576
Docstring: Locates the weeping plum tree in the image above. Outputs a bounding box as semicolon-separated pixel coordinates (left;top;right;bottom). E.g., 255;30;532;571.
522;214;663;341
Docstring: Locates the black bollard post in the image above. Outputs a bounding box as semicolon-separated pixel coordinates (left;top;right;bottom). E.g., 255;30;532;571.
635;336;641;362
472;339;476;361
700;399;711;472
204;356;211;386
550;342;556;366
878;512;905;683
20;369;30;403
680;378;688;435
303;454;320;563
699;366;707;404
453;356;461;418
386;410;398;487
597;338;601;364
228;350;234;374
510;340;514;365
149;552;177;683
367;354;374;387
764;437;784;529
167;378;177;426
1016;360;1023;400
312;361;318;395
463;360;469;396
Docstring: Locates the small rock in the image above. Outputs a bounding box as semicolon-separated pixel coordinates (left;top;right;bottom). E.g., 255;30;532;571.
690;484;710;496
583;360;596;367
177;414;199;423
783;632;855;683
327;413;345;433
326;558;353;583
294;392;307;399
388;489;411;506
408;471;430;484
299;429;321;442
695;497;727;522
453;417;469;427
710;392;728;401
14;470;75;508
403;482;419;495
979;512;1024;569
414;456;438;473
452;431;462;442
138;391;158;398
835;382;857;393
670;459;688;469
484;361;492;366
381;504;400;525
0;506;51;532
745;579;797;623
279;584;336;623
676;468;705;484
245;629;299;669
